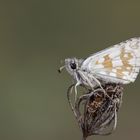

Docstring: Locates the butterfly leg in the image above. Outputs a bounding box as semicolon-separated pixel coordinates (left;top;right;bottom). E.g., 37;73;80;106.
74;81;81;102
78;70;114;102
78;71;108;97
77;70;95;89
90;75;115;104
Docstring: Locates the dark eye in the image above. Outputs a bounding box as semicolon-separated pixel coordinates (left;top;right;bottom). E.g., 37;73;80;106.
70;62;76;69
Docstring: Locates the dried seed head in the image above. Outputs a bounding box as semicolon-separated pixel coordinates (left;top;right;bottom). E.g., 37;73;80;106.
67;83;124;140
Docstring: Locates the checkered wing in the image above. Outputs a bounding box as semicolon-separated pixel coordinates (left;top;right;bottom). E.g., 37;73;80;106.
81;37;140;84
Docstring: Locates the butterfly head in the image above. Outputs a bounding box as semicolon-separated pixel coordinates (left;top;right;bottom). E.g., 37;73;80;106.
64;58;79;75
58;58;83;76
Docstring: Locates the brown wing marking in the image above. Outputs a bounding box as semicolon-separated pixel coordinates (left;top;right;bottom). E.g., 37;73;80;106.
102;55;113;70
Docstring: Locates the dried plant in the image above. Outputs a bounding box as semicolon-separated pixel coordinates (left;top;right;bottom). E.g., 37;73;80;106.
67;83;124;140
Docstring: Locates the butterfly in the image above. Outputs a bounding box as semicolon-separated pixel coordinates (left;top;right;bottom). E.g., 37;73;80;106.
59;37;140;136
59;37;140;92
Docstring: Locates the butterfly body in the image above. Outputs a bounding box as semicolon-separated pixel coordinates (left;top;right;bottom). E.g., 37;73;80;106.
64;37;140;88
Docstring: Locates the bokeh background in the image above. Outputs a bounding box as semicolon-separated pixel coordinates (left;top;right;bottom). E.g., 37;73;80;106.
0;0;140;140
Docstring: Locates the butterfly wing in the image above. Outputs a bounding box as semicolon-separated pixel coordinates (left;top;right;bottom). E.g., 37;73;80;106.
81;37;140;84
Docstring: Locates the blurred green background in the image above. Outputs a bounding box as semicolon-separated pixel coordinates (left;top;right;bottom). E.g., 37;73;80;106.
0;0;140;140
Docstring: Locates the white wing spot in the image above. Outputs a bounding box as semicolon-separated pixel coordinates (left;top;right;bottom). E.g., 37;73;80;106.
112;69;117;73
98;57;104;63
124;54;128;58
110;73;116;77
112;60;123;67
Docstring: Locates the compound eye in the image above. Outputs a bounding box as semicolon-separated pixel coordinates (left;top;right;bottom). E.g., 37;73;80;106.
70;62;76;69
